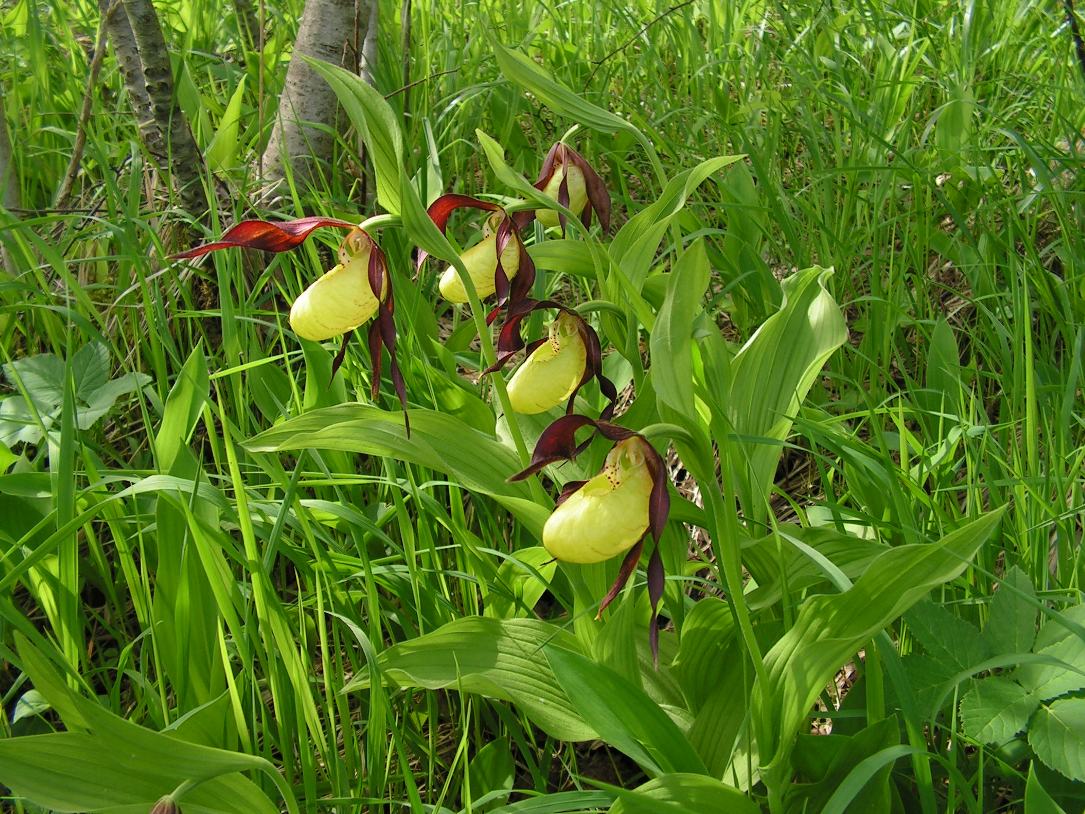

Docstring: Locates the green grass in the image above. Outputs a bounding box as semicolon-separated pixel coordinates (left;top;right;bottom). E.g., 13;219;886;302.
1;0;1084;810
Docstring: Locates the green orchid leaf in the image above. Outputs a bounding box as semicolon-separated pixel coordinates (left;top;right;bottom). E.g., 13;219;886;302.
245;404;550;535
347;617;595;742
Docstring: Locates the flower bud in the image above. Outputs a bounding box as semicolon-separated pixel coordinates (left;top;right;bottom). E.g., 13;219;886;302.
506;312;587;414
536;160;588;229
438;231;520;303
542;437;654;564
150;797;182;814
289;241;385;341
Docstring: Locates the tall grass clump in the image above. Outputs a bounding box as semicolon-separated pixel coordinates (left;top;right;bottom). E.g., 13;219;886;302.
0;0;1083;811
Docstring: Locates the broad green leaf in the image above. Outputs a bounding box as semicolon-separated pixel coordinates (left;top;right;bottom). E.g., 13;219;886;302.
156;344;209;471
492;41;633;135
790;717;901;814
245;405;550;536
610;157;741;290
753;508;1004;771
467;737;515;806
1029;698;1085;782
0;733;278;814
305;57;404;214
528;240;596;279
672;597;736;711
1026;763;1069;814
545;646;706;776
483;546;557;620
743;525;886;610
205;75;247;171
686;661;749;777
651;239;709;416
723;266;847;521
960;676;1039;744
348;617;594;741
905;599;989;674
607;774;760;814
984;565;1038;656
487;791;615;814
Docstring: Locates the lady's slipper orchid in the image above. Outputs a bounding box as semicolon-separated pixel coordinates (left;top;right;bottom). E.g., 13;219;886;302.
174;218;408;431
438;216;521;303
290;228;387;341
533;143;611;234
542;435;654;563
486;299;616;417
511;416;670;661
418;194;535;311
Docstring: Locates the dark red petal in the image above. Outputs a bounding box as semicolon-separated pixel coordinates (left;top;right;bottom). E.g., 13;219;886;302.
416;195;505;273
367;320;383;401
534;142;563;188
567;147;611;234
507;236;536;309
647;544;665;666
173;217;355;259
508;414;599;481
593;421;637;443
378;295;410;436
330;330;353;383
484;298;542;373
643;442;671;542
427;194;500;233
596;538;645;618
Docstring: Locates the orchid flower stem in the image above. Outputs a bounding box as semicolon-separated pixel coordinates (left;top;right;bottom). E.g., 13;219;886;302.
359;214;400;232
446;254;549;506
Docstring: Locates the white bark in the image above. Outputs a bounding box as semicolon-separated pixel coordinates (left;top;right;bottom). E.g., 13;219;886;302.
261;0;357;186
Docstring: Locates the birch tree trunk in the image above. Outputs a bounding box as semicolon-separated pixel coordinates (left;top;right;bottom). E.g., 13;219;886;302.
260;0;357;187
119;0;208;218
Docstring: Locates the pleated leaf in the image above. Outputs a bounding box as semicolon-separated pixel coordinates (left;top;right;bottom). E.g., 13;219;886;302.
345;617;595;741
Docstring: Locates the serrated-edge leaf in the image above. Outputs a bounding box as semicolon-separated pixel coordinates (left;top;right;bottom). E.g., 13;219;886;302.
1029;698;1085;782
959;676;1040;743
754;508;1004;771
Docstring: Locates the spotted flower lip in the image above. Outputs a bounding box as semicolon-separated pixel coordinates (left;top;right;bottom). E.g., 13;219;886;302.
486;298;616;418
542;435;653;563
174;218;408;433
290;229;388;341
533;142;611;234
506;312;587;414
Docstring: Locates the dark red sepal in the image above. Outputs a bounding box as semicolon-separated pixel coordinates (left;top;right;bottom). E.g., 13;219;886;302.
365;242;410;435
596;538;645;618
173;216;356;259
414;194;501;273
534;143;612;235
646;544;665;666
508;414;599;481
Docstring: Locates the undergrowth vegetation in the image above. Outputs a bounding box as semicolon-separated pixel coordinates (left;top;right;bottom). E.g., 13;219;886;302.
1;0;1084;811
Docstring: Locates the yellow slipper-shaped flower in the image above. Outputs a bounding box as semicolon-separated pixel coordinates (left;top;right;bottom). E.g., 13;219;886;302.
536;160;588;229
289;246;388;341
542;437;654;564
438;231;520;303
506;312;587;414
